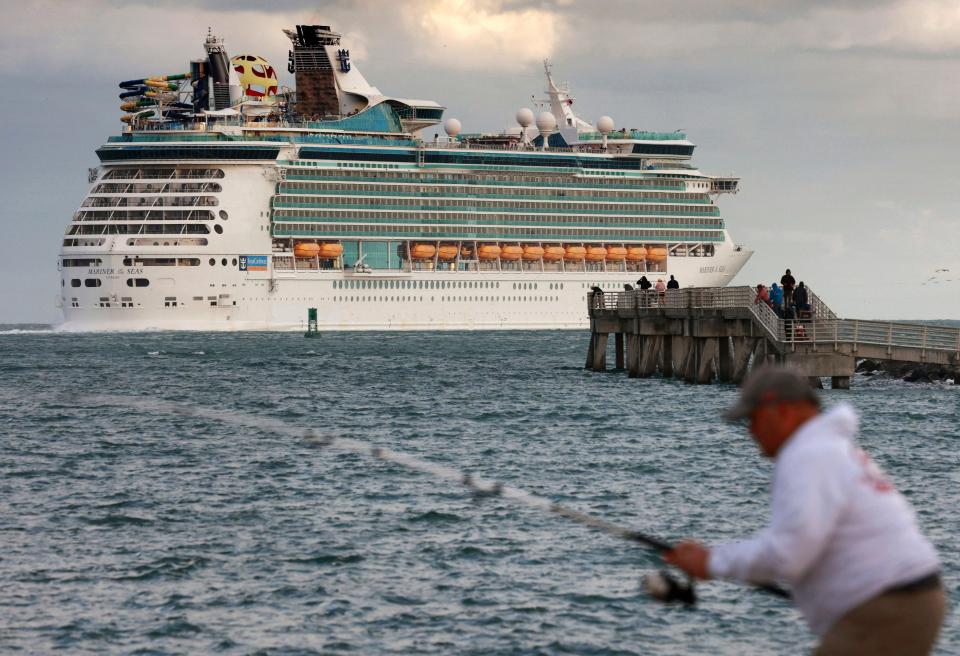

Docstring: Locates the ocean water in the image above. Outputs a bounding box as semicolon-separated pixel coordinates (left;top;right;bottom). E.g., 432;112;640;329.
1;327;957;655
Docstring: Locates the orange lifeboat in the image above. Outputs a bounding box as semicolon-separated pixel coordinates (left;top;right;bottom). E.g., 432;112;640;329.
500;245;523;261
542;245;565;261
522;245;545;261
647;246;669;262
437;244;459;261
606;246;627;261
626;246;648;262
477;244;502;260
585;246;607;262
409;243;437;260
317;242;343;259
293;242;320;258
564;245;586;261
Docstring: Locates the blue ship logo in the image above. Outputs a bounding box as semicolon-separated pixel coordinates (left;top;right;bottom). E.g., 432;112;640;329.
337;49;351;73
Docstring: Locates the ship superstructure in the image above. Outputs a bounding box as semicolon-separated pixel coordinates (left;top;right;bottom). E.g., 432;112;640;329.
58;25;751;331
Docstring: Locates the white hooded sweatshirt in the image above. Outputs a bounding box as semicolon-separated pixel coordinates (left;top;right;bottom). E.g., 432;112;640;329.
709;403;940;636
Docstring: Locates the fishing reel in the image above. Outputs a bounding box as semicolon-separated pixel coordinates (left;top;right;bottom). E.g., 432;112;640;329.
641;570;697;606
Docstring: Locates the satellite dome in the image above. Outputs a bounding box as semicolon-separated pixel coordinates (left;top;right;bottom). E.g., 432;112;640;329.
230;54;279;101
536;111;557;133
596;115;615;134
516;108;534;128
444;118;462;138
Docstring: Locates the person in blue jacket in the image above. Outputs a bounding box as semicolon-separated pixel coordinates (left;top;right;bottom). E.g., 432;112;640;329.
769;283;784;317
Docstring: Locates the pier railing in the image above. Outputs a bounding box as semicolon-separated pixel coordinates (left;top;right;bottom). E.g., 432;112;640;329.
589;286;960;357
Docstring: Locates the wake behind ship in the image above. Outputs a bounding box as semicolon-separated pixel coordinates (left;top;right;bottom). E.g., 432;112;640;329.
58;24;752;331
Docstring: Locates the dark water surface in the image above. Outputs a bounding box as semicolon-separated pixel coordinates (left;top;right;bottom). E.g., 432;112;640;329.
1;328;957;654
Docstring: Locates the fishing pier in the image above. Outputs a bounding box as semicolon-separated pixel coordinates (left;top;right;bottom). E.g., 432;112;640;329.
585;287;960;388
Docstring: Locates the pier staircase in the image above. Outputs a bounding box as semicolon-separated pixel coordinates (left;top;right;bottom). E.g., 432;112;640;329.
586;287;960;388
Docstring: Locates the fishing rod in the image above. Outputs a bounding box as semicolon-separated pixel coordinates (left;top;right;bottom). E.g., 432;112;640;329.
88;395;789;605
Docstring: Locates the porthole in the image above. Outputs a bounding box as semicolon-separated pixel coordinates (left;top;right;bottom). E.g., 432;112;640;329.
221;258;227;266
209;258;215;266
84;279;101;288
231;258;238;266
219;210;228;220
214;225;223;234
71;279;81;287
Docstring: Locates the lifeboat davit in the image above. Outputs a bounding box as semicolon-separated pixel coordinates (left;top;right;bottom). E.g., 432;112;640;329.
317;242;343;259
606;246;627;261
564;245;586;261
500;245;523;260
522;245;545;261
409;243;437;260
460;246;474;259
542;245;565;261
293;242;320;258
626;246;648;262
585;246;607;262
477;244;502;260
437;244;459;261
647;246;669;262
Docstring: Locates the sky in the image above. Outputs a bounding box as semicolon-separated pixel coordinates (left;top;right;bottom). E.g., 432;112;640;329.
1;0;958;323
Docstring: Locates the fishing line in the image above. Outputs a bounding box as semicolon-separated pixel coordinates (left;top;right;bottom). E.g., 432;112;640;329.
83;394;788;604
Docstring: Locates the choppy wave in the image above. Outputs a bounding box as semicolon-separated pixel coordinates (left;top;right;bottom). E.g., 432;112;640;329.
0;330;956;654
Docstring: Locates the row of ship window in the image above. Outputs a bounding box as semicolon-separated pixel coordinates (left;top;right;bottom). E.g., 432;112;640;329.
271;211;722;228
332;279;563;291
74;210;217;221
274;195;719;214
332;295;560;303
69;224;213;235
91;182;222;194
278;181;709;202
274;223;719;240
81;196;220;208
102;168;226;181
285;168;685;190
68;295;234;309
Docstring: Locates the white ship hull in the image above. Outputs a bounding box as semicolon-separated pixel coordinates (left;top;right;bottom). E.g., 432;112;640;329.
57;240;751;332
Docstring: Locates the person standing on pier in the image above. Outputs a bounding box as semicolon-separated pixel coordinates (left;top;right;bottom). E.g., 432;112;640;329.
770;282;784;317
794;281;810;315
664;367;945;655
667;275;679;290
781;269;797;307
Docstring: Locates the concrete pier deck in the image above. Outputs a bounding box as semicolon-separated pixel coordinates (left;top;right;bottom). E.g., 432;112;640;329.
585;287;960;388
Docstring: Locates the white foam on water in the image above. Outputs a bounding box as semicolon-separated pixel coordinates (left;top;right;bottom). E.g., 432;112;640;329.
0;329;56;335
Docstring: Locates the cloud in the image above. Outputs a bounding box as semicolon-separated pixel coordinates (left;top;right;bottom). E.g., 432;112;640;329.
0;1;300;77
405;0;566;70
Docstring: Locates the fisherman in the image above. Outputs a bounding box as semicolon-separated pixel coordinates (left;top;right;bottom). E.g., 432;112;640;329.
589;285;604;309
637;276;653;307
664;367;945;655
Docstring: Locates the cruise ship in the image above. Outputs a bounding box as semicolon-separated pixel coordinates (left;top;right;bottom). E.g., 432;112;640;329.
57;25;752;331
